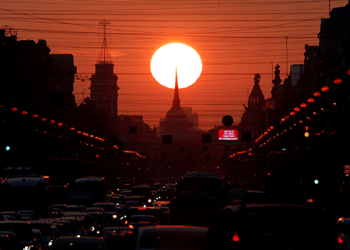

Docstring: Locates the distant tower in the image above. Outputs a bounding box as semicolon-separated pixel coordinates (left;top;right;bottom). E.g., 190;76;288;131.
159;68;194;142
240;74;266;139
90;20;119;120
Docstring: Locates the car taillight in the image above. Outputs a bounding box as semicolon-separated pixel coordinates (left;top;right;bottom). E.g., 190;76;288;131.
338;234;344;244
129;225;134;229
232;231;240;242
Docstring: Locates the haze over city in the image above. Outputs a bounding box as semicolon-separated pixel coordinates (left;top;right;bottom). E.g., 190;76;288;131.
1;0;348;131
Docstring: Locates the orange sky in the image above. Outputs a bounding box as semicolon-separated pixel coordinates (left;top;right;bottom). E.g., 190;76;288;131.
1;0;348;131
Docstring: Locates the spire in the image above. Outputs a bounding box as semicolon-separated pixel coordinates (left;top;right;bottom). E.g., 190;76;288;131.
97;20;112;64
173;67;180;107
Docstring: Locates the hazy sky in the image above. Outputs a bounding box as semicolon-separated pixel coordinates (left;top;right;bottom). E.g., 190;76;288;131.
1;0;348;131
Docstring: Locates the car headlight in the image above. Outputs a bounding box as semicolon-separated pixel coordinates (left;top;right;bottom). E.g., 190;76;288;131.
148;199;152;203
91;226;95;231
49;240;53;246
77;235;81;238
113;214;117;219
97;231;100;234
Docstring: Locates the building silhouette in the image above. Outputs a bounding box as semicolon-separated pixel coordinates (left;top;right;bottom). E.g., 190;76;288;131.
159;70;194;143
0;27;76;120
239;73;266;141
89;20;119;121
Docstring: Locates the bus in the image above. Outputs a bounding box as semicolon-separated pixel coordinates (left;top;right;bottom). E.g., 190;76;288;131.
1;174;52;218
67;176;106;205
176;172;222;200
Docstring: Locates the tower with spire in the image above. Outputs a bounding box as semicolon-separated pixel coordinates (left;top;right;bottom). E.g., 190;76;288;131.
159;68;194;142
90;20;119;121
239;73;266;140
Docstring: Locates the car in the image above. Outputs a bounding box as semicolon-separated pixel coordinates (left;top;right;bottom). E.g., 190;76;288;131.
126;206;162;223
32;229;49;250
91;203;120;221
28;220;55;246
336;217;350;249
135;225;208;250
0;230;20;250
18;210;38;220
50;236;107;250
128;215;157;230
203;204;338;250
169;192;217;227
0;221;36;250
57;217;85;236
49;220;73;236
61;212;95;232
102;227;134;250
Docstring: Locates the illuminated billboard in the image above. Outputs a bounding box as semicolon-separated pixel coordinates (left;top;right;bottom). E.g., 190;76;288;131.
218;129;239;140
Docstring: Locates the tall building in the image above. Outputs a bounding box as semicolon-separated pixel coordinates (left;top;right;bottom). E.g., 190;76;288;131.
240;73;266;140
90;20;119;121
159;70;194;142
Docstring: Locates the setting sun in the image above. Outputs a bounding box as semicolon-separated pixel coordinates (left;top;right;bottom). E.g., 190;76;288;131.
150;43;202;89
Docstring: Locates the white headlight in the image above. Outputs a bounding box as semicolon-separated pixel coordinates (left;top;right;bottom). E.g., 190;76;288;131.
113;215;117;218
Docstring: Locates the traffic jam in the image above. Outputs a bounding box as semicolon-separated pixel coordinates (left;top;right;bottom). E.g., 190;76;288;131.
0;173;348;250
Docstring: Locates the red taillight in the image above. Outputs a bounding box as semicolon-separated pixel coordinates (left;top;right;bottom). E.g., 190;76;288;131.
338;234;344;244
125;220;128;225
129;225;134;229
232;231;240;242
139;221;150;224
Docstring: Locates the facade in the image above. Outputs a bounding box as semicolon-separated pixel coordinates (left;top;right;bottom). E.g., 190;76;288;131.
0;28;76;120
49;54;77;123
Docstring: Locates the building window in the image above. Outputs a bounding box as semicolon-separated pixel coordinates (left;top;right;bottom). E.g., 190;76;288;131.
163;135;172;144
203;146;208;152
225;146;230;151
242;132;252;141
51;93;65;107
205;154;211;162
187;154;192;160
202;134;212;143
129;126;137;134
180;146;185;152
222;153;229;161
161;152;166;158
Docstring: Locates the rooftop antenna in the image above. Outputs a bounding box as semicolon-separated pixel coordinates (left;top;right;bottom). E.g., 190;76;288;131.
98;20;112;64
